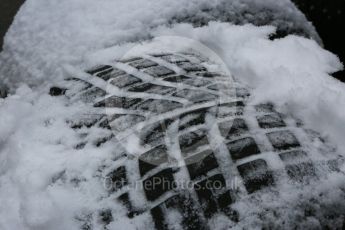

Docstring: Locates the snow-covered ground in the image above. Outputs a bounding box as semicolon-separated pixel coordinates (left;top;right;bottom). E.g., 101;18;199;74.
0;0;344;229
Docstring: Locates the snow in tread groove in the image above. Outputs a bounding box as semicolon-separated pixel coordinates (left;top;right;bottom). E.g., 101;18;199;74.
0;0;344;229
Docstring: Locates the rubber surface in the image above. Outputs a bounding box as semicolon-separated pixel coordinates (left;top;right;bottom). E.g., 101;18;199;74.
53;52;341;229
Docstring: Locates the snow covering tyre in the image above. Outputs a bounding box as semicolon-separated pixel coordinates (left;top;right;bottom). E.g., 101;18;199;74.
51;52;343;229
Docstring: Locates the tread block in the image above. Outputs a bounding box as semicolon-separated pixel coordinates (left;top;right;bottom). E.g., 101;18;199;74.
118;193;141;218
220;101;245;108
49;87;66;96
179;130;209;156
226;137;260;160
257;113;286;129
80;87;106;103
127;83;176;95
177;62;206;72
134;99;183;113
70;115;104;129
139;145;169;176
205;83;231;92
144;66;175;77
163;75;190;83
98;118;112;130
121;57;142;63
180;53;206;63
237;159;274;193
194;174;231;218
94;96;142;109
109;114;145;132
160;54;189;63
75;142;86;150
279;150;316;182
211;101;245;117
0;87;7;98
86;65;113;75
99;209;113;225
150;206;168;230
279;150;308;163
107;166;128;192
96;68;126;81
217;191;235;211
151;53;172;57
164;195;206;230
186;150;219;180
194;72;221;78
173;89;217;103
95;68;114;79
96;96;181;113
109;74;142;88
143;168;175;201
255;103;275;113
184;77;212;87
164;75;211;87
151;195;206;230
267;130;301;150
195;182;218;218
196;174;227;193
219;118;249;139
66;78;93;92
95;134;114;147
140;120;173;146
128;58;158;69
237;159;269;177
284;162;316;182
178;108;208;131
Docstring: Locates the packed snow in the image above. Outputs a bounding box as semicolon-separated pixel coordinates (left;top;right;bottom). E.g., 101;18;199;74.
0;0;345;229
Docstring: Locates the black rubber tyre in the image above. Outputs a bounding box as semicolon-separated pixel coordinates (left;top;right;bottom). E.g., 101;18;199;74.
52;52;341;230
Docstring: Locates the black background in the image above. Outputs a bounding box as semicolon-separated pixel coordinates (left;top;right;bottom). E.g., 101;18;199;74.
0;0;23;50
292;0;345;81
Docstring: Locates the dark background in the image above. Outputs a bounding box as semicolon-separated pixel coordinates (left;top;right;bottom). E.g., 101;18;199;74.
292;0;345;81
0;0;344;80
0;0;24;50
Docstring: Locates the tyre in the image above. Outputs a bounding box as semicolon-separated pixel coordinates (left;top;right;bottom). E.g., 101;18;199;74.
51;52;342;229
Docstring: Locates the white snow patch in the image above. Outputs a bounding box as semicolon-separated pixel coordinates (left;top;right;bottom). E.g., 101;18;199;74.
0;85;120;229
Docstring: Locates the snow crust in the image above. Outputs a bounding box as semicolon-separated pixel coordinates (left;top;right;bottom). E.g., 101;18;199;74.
0;0;344;229
0;0;319;88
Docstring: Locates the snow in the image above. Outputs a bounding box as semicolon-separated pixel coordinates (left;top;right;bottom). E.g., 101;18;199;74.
0;0;345;229
0;0;319;89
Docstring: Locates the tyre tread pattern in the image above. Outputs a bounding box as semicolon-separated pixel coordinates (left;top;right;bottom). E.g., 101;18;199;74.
57;53;340;229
